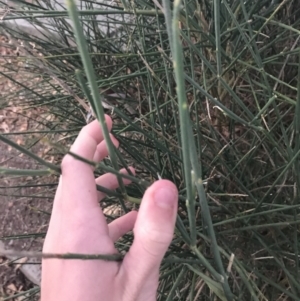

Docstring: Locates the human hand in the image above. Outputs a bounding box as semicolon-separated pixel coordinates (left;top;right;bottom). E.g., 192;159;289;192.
41;115;178;301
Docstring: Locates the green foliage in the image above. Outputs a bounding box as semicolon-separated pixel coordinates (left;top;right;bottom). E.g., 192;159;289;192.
1;0;300;299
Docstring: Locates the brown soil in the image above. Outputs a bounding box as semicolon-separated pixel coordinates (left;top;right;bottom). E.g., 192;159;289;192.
0;34;57;300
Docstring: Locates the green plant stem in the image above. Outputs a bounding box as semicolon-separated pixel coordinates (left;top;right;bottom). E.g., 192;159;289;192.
66;0;128;212
168;0;233;299
0;135;60;173
0;168;54;176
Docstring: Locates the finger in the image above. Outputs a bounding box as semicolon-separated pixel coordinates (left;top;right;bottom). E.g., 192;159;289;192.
120;180;178;278
96;167;135;200
108;211;138;242
62;115;112;174
60;115;112;213
93;134;119;163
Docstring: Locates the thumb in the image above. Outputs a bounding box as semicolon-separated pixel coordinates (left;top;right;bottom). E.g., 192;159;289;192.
121;180;178;281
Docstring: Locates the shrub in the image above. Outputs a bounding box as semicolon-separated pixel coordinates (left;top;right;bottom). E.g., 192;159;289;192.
1;0;300;300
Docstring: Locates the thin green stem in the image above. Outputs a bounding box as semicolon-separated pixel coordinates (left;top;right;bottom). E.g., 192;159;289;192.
66;0;128;211
0;135;60;173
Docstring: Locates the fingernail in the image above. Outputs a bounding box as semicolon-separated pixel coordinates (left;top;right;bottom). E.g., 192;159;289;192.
154;187;177;209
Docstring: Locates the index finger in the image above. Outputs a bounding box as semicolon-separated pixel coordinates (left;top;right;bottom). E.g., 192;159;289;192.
60;115;112;211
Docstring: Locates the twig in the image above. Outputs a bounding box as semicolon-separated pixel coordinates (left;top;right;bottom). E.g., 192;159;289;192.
151;0;165;14
0;250;123;261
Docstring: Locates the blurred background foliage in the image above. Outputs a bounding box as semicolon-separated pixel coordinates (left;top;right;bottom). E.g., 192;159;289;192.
1;0;300;300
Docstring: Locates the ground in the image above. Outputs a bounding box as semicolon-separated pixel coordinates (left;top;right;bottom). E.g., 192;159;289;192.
0;34;55;300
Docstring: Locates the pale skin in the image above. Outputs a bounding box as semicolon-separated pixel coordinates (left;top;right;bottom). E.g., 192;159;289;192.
41;115;178;301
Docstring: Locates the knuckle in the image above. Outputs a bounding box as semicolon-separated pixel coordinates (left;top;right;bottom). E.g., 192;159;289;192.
61;153;75;171
138;224;173;255
142;224;173;244
80;125;89;136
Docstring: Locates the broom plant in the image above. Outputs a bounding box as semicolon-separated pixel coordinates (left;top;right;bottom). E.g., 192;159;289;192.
1;0;300;300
